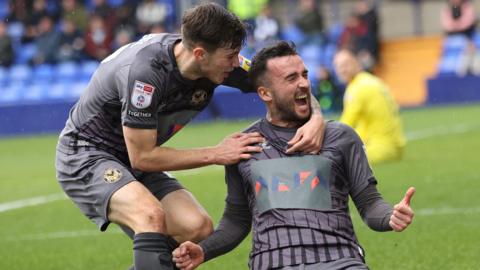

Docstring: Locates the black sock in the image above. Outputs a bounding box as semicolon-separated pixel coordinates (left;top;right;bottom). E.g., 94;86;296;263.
133;232;174;270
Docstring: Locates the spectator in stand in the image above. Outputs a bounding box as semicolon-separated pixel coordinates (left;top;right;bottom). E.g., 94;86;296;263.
115;1;138;36
22;0;59;44
294;0;324;45
135;0;168;36
441;0;480;76
112;25;134;50
253;2;280;47
57;18;85;62
61;0;89;32
4;0;28;23
30;15;61;65
338;13;375;71
91;0;117;33
84;15;113;61
0;21;14;67
355;0;380;63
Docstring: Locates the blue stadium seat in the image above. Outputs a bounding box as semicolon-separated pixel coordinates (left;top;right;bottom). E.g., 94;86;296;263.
300;44;323;63
80;60;99;80
437;54;460;75
7;22;24;42
0;83;23;104
70;81;89;99
442;34;468;54
55;61;79;82
15;43;37;65
0;66;7;86
8;64;32;84
22;83;49;102
326;24;344;44
46;82;70;100
33;64;54;83
280;25;306;45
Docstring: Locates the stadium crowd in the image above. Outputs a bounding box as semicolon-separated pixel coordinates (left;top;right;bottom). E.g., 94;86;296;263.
0;0;380;113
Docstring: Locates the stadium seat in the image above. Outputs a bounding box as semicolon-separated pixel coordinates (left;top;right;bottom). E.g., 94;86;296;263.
326;23;344;44
280;25;306;45
80;60;99;80
70;81;89;99
300;44;323;63
55;61;79;82
22;83;49;102
7;64;32;84
32;64;54;83
0;66;7;86
46;82;70;100
442;34;468;54
0;83;23;104
15;43;37;65
6;22;24;42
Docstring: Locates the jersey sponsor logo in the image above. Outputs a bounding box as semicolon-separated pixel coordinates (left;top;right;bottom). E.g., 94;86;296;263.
131;80;155;109
104;168;122;183
250;156;332;213
190;89;207;106
128;110;152;118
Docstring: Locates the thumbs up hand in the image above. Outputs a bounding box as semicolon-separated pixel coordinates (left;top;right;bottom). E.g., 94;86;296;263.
389;187;415;232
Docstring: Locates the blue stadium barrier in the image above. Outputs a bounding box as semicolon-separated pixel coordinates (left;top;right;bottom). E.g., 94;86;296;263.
427;74;480;104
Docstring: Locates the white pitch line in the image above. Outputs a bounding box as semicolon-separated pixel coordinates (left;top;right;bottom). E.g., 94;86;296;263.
405;123;480;141
416;206;480;216
0;193;67;213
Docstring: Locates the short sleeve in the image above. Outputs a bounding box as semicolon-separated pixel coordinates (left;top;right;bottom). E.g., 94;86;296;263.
121;61;164;129
222;55;255;93
339;124;377;198
225;164;249;205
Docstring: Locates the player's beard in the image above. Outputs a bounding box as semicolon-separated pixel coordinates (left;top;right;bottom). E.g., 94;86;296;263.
272;95;311;127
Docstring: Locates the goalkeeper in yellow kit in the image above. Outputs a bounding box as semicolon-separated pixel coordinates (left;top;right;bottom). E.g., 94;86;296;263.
333;49;405;164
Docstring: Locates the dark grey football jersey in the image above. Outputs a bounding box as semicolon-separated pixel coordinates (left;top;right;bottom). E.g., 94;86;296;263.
225;120;376;269
58;33;252;164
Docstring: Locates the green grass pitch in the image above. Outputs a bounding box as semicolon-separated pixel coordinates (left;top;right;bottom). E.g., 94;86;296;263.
1;104;479;270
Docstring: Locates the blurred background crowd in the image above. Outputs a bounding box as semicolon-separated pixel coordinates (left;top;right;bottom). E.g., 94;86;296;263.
0;0;479;114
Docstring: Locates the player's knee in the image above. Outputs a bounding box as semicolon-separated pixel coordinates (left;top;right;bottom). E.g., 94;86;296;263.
178;213;213;243
134;205;167;233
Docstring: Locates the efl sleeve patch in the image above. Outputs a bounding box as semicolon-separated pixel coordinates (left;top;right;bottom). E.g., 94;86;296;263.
131;80;155;109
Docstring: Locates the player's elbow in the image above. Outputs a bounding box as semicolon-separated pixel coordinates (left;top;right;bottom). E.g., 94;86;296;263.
129;154;152;172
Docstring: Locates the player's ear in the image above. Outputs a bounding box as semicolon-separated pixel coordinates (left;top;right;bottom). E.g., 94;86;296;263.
193;47;207;61
257;86;272;102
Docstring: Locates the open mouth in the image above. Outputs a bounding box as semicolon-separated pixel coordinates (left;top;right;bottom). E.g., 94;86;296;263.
294;93;309;106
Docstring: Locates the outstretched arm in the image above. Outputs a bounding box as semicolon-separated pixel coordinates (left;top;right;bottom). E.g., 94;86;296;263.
123;126;263;172
172;202;252;270
286;94;325;154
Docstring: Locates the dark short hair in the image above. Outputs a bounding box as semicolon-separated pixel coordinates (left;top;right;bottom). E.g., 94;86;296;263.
181;2;247;52
249;41;298;89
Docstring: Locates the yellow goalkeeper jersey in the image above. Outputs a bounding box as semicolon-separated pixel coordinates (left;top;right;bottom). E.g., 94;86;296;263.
340;72;405;153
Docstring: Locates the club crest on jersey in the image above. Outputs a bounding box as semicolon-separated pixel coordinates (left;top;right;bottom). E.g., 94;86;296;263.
104;168;122;183
131;80;155;109
190;89;207;106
